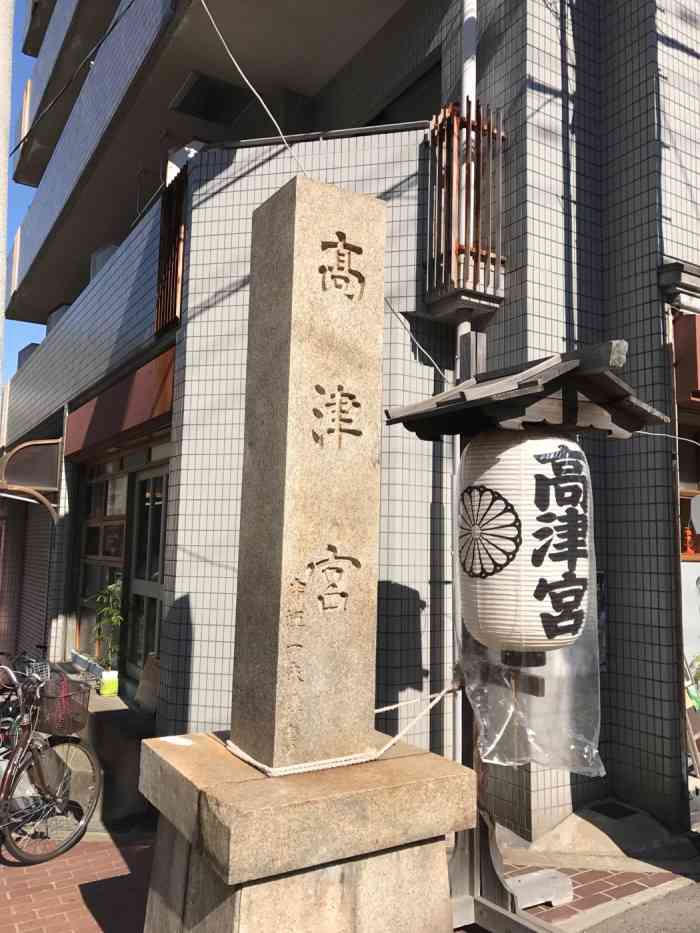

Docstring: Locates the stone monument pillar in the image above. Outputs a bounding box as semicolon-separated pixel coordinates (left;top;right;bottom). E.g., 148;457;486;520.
140;177;476;933
230;176;385;768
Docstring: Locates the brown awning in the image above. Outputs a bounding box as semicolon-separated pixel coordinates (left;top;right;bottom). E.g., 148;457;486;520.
64;347;174;458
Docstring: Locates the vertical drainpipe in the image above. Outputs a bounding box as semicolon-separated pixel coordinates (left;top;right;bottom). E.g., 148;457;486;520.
452;0;478;763
0;0;14;386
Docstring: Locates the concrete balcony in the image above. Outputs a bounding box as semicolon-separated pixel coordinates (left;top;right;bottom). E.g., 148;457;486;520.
22;0;57;56
14;0;121;187
6;0;408;325
7;0;173;323
6;200;162;446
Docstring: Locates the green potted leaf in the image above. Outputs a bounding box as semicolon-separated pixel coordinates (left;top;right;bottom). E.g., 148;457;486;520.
93;581;124;696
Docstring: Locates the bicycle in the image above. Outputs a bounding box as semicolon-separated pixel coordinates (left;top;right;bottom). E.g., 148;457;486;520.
1;644;51;680
0;659;103;864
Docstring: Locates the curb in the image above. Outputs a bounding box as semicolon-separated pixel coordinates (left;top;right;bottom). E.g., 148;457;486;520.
558;876;694;932
501;847;700;876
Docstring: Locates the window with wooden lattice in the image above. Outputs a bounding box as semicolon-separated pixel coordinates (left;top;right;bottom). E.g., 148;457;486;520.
155;168;187;334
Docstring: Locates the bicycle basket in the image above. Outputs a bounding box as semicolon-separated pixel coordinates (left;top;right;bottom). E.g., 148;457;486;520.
26;659;51;681
15;657;51;681
36;674;90;736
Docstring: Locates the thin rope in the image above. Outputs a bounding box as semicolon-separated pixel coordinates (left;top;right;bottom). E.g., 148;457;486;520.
375;684;457;757
199;0;308;179
225;740;378;777
385;298;451;384
226;683;459;777
375;689;452;714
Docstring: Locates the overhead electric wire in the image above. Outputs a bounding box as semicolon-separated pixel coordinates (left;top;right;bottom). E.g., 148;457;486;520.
635;430;700;450
385;298;451;384
10;0;140;159
17;0;449;390
199;0;450;385
198;0;308;178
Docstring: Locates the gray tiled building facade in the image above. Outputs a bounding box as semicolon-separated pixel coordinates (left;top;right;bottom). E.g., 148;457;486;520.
2;0;697;840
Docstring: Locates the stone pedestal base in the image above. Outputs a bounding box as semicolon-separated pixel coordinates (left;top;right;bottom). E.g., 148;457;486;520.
139;732;476;933
148;816;451;933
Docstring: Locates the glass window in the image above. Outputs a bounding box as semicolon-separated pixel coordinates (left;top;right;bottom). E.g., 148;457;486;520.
145;598;159;658
109;568;124;587
148;477;165;582
134;480;150;579
106;475;128;516
84;526;100;557
102;524;125;559
81;563;104;601
129;595;146;666
88;482;106;517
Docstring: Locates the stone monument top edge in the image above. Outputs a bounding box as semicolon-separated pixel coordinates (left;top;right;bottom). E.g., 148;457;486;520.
251;174;388;224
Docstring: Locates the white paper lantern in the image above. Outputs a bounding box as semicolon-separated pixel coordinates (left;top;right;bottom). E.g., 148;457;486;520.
458;429;594;653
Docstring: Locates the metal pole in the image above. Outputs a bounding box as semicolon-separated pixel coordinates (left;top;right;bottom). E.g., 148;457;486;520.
448;5;479;929
453;0;478;771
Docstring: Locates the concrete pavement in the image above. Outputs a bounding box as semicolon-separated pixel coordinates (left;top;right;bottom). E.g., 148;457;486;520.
585;882;700;932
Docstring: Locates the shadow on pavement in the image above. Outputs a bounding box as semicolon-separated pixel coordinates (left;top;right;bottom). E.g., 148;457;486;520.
78;841;154;932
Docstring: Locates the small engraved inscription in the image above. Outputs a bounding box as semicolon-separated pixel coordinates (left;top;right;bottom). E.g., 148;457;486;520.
313;384;362;448
285;576;307;627
284;545;362;630
319;231;365;301
281;546;361;748
286;645;305;682
284;644;304;748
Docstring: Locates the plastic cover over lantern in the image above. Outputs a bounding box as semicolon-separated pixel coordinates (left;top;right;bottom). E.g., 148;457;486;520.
457;429;604;776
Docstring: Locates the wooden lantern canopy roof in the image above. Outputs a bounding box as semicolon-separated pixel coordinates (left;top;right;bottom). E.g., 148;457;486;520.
385;340;669;441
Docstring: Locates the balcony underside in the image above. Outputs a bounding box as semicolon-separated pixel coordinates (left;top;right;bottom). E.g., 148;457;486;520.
8;0;409;324
14;0;122;187
22;0;57;56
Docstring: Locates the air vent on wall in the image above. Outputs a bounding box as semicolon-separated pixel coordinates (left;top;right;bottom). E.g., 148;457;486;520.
170;72;250;125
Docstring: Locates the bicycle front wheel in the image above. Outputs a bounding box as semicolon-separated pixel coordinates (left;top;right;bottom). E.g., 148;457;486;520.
3;738;102;864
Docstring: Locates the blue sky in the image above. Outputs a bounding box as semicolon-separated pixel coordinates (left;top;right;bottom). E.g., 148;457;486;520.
4;10;43;383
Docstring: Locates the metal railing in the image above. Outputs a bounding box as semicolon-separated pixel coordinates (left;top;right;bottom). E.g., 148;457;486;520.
427;100;505;303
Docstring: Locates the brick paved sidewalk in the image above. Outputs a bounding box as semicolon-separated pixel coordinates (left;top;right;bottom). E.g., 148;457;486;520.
0;836;154;933
503;863;680;926
0;838;685;932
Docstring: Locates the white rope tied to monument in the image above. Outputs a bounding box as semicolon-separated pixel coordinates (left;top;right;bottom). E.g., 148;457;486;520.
226;682;460;778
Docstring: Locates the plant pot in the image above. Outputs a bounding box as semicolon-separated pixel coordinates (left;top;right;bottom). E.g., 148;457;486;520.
99;670;119;697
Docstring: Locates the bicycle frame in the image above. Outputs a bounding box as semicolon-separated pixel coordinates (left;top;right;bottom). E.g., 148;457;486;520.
0;666;43;805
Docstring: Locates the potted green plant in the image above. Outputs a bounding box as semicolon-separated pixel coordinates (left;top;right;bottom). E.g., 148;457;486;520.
93;581;124;696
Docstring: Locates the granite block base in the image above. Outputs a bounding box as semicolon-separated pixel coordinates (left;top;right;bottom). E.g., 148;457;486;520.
140;731;476;932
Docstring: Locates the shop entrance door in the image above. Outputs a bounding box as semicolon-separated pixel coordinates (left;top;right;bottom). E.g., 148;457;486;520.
126;466;168;682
